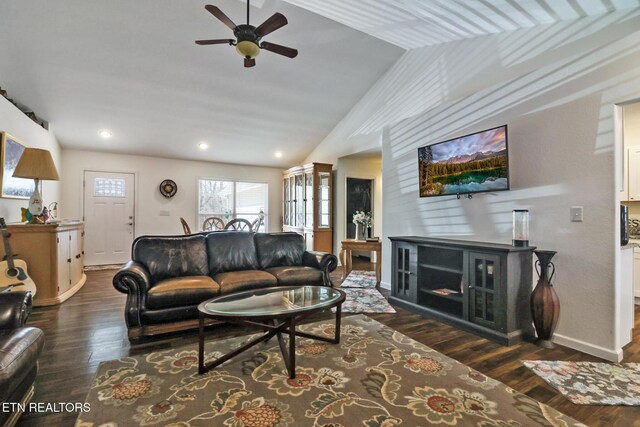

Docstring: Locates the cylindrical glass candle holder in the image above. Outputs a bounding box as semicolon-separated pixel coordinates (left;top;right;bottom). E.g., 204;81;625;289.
512;209;529;247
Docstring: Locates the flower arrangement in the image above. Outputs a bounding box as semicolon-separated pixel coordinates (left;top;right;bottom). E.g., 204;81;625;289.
352;210;372;228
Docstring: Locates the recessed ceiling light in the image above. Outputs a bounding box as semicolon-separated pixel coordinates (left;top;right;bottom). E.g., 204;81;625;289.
274;151;283;158
198;142;209;150
99;130;112;139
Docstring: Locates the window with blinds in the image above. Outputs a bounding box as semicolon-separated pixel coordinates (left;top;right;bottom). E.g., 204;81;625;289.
198;179;267;231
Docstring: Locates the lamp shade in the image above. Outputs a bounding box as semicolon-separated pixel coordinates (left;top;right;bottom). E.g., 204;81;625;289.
12;148;60;181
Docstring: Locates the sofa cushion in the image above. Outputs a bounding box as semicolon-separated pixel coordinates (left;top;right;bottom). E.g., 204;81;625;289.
265;266;323;286
147;276;220;310
213;270;277;294
133;235;209;284
206;232;259;275
255;232;304;269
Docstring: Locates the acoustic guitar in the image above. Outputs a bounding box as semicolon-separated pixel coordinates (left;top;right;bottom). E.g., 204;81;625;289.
0;218;37;295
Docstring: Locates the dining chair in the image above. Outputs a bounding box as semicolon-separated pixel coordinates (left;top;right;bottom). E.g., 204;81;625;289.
202;216;226;231
179;217;192;235
251;214;265;232
224;218;253;231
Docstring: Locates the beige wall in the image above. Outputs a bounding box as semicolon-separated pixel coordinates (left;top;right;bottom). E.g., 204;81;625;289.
60;149;283;236
0;97;62;224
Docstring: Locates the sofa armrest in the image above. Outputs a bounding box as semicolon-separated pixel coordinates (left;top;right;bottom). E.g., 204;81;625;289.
302;251;338;287
113;261;152;329
0;327;45;401
0;291;32;330
113;261;151;294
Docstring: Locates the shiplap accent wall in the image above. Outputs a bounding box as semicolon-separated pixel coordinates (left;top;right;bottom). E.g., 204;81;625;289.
305;9;640;360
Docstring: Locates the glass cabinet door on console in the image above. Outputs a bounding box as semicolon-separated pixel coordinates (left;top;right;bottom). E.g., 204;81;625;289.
468;252;502;330
393;243;417;303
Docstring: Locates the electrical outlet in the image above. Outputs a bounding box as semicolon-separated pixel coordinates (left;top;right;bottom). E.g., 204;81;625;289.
159;210;170;217
570;206;583;222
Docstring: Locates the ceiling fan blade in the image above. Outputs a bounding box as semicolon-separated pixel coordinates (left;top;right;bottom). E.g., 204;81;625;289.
244;58;256;68
260;42;298;58
205;4;237;30
195;39;235;45
255;13;288;37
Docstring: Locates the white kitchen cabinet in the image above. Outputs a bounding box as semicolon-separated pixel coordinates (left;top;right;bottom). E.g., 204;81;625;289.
627;148;640;201
57;227;84;296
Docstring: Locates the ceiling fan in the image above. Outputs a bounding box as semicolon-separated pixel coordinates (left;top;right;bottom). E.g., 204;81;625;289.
195;1;298;68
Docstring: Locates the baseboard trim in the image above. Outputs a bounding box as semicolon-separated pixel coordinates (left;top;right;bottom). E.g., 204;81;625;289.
4;385;34;427
379;281;391;290
553;333;622;362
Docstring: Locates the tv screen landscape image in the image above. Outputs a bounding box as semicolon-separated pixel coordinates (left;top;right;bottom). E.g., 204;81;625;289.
418;125;509;197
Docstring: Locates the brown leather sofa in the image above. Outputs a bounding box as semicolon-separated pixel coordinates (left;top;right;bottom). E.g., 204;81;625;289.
113;231;337;339
0;291;45;426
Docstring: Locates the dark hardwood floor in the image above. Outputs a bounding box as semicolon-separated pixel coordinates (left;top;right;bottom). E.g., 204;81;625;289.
17;260;640;426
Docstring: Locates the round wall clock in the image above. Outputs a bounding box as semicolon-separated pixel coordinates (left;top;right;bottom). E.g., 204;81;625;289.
159;179;178;198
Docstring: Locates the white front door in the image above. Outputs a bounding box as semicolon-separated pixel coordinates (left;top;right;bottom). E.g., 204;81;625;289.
83;171;135;265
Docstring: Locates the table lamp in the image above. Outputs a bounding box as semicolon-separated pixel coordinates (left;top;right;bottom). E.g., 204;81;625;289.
12;148;60;223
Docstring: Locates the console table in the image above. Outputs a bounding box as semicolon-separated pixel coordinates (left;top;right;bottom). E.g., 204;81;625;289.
340;239;381;285
389;236;535;345
0;222;86;306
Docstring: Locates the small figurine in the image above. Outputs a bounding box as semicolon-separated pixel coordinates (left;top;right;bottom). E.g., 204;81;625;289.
21;206;50;224
41;206;49;223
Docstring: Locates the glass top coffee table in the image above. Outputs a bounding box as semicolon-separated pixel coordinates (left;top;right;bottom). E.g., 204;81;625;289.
197;285;346;378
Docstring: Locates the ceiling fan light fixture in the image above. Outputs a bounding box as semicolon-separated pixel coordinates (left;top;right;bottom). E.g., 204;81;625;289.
236;40;260;59
197;3;296;67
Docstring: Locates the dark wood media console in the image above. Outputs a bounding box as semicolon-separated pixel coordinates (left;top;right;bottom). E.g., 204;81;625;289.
389;236;536;345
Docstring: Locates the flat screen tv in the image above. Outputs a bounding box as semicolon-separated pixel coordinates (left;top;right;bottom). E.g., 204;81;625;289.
418;125;509;197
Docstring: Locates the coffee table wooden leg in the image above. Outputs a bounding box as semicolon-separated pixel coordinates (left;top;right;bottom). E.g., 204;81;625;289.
339;248;345;279
198;316;205;375
289;317;296;379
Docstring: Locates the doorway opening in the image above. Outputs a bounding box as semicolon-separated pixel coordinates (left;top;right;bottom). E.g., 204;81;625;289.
336;150;382;265
346;177;374;239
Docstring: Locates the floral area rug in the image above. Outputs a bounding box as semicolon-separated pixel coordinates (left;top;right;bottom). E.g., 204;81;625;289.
337;270;395;313
77;315;583;426
340;270;377;288
335;288;396;314
522;360;640;405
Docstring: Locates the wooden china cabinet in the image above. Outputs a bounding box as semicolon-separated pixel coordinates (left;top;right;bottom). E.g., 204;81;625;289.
282;163;333;253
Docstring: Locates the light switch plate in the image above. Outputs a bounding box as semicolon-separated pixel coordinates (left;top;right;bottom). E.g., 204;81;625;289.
570;206;583;222
159;210;170;217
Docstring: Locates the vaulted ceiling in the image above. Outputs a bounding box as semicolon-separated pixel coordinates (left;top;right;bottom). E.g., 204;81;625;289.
285;0;640;49
0;0;402;167
1;0;636;167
